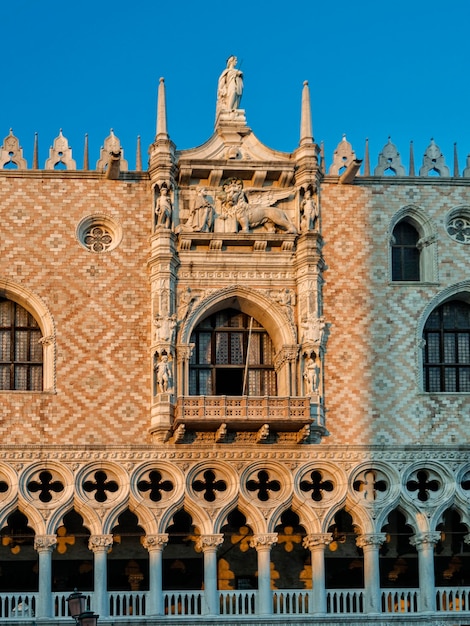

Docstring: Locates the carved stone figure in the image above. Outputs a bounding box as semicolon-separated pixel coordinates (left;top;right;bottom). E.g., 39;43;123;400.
217;56;243;113
177;287;194;322
221;178;297;234
154;314;177;343
156;355;172;393
300;188;318;232
186;188;214;232
302;316;326;345
304;353;320;395
155;186;172;229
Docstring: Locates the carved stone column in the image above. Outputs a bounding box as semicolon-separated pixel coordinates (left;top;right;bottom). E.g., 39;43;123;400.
34;535;57;619
410;531;440;612
196;534;224;615
143;534;168;616
250;533;278;615
303;533;332;613
176;343;194;397
356;533;386;613
89;534;113;618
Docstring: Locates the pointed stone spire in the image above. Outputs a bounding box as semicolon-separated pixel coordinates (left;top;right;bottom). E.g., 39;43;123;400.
33;132;39;169
136;135;142;171
156;77;169;141
299;81;314;146
363;138;370;176
409;141;415;176
453;142;459;177
83;133;89;170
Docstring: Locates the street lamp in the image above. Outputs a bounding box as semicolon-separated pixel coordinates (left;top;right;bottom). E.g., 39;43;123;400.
67;589;99;626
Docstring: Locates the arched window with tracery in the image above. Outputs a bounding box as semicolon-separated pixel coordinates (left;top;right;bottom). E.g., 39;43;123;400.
423;299;470;392
0;298;43;390
391;221;420;281
189;309;276;396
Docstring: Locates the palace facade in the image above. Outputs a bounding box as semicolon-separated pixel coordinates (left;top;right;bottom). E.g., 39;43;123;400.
0;58;469;625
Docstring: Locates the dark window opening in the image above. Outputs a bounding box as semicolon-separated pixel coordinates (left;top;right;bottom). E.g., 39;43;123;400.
189;309;276;396
391;221;420;281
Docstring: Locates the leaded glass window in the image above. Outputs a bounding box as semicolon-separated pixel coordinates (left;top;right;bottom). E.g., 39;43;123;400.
424;300;470;392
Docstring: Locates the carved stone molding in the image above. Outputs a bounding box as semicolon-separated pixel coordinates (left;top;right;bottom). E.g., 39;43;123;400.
250;533;278;550
88;534;114;552
34;535;57;551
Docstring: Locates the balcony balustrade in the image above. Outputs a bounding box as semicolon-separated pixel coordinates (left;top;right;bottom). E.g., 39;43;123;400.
0;587;469;622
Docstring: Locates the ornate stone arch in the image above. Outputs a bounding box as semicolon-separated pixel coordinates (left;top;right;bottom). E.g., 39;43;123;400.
179;285;297;396
416;281;470;391
389;205;437;283
0;279;56;391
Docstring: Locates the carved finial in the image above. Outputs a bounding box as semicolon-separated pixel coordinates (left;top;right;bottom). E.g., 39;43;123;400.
33;132;39;169
156;77;168;140
83;133;89;170
299;80;313;146
453;142;459;178
136;135;142;171
409;140;415;176
364;138;370;176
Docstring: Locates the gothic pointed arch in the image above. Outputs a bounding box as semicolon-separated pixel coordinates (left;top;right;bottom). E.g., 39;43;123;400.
389;205;437;282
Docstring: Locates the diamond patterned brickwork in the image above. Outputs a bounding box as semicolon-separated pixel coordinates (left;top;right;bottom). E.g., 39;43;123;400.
321;180;470;446
0;174;151;445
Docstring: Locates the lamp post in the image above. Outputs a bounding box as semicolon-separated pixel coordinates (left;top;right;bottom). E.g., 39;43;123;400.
66;589;99;626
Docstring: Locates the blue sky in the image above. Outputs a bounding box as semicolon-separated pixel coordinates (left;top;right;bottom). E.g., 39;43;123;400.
1;1;469;173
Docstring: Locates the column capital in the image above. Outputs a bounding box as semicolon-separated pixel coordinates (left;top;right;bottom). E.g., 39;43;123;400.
195;534;224;551
356;533;387;549
464;533;470;545
34;535;57;552
143;533;169;551
303;533;332;550
409;531;441;548
89;534;114;552
250;533;278;550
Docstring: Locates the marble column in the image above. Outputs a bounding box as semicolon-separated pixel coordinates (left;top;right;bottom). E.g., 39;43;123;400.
250;533;278;615
34;535;57;619
303;533;332;613
356;533;386;613
410;531;440;612
196;534;224;615
89;534;113;618
143;534;168;615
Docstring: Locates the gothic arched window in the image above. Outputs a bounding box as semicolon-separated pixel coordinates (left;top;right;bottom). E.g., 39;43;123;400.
0;298;43;390
423;299;470;392
391;221;420;281
189;309;276;396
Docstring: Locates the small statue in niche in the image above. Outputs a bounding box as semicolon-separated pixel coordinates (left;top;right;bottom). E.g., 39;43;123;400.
186;187;215;232
217;55;244;113
177;287;194;322
156;354;172;393
300;188;318;232
303;352;320;395
155;186;172;229
154;314;177;343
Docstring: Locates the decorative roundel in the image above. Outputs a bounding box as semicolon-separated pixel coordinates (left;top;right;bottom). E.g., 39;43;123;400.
297;466;336;503
240;463;290;505
458;466;470;498
187;463;237;505
352;467;390;504
132;462;182;509
77;214;122;253
76;464;124;506
404;467;443;503
21;463;72;507
445;208;470;244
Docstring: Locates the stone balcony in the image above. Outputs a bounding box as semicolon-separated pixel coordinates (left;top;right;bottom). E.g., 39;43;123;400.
173;395;325;440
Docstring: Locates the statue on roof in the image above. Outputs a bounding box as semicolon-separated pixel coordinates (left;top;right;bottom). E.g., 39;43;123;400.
217;56;243;113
